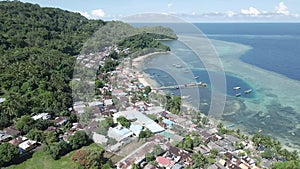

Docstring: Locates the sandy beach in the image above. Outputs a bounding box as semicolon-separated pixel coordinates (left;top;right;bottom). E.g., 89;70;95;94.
132;51;170;88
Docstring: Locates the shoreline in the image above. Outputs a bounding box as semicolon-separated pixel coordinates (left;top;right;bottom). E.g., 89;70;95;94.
131;37;300;153
132;51;170;88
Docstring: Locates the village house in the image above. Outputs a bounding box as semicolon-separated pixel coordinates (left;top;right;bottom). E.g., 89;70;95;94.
32;113;51;121
113;109;165;134
9;136;28;147
55;116;68;127
163;146;193;167
117;142;162;169
18;139;38;152
3;126;21;138
0;131;12;143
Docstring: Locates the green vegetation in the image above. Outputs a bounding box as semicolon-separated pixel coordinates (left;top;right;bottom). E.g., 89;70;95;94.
165;94;182;114
191;152;209;168
0;1;177;129
0;1;104;128
15;115;35;134
71;148;105;168
177;135;202;152
272;160;300;169
0;143;19;167
116;116;131;128
7;144;103;169
138;128;153;139
68;131;90;150
117;32;171;58
43;131;90;160
252;133;300;166
97;117;115;135
82;21;177;54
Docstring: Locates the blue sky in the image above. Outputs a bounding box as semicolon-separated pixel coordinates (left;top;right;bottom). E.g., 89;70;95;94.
20;0;300;22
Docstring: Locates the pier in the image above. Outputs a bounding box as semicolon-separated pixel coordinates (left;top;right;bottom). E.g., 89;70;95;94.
153;82;207;90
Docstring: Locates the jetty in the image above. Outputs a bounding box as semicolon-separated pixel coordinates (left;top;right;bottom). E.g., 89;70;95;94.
153;82;207;90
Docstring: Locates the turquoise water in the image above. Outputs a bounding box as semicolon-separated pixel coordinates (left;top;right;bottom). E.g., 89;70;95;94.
140;32;300;150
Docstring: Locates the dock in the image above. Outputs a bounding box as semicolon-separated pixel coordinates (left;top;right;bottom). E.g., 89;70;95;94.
153;82;207;90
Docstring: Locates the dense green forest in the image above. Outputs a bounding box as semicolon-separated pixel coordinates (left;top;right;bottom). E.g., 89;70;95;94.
82;21;177;54
0;1;105;127
0;1;177;128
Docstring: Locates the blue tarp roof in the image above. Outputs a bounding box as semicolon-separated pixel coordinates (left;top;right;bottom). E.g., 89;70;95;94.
162;119;174;126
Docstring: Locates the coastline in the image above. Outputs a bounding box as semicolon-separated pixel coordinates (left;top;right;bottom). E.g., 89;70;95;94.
132;51;170;88
131;36;300;153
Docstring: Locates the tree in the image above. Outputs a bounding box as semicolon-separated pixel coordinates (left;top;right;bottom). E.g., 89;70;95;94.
97;117;114;135
145;153;155;162
34;119;53;131
144;86;152;95
272;160;300;169
138;128;153;139
0;1;105;130
26;129;45;142
117;116;131;128
43;142;61;160
107;138;117;145
192;152;209;168
165;95;182;114
15;115;35;134
193;136;202;147
44;131;58;144
79;107;94;125
0;143;19;167
43;141;70;160
108;50;119;60
201;116;209;125
210;149;219;158
71;149;105;168
131;163;140;169
68;131;89;150
102;163;113;169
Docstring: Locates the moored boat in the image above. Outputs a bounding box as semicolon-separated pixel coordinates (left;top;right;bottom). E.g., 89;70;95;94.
233;86;241;90
235;93;241;97
244;89;252;94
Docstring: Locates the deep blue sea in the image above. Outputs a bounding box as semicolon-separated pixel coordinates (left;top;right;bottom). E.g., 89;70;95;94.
194;23;300;81
135;23;300;149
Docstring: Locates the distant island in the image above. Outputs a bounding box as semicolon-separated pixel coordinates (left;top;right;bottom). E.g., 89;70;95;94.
0;1;299;169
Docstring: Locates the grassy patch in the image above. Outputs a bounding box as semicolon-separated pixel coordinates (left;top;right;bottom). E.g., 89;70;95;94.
8;144;101;169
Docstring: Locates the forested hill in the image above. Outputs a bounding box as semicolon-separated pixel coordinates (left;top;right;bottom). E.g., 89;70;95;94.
0;1;105;55
0;1;177;128
0;1;105;127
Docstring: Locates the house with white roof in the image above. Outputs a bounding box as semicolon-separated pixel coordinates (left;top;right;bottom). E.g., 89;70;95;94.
32;113;51;120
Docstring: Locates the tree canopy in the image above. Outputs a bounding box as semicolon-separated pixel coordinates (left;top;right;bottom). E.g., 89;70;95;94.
0;1;105;127
0;143;19;167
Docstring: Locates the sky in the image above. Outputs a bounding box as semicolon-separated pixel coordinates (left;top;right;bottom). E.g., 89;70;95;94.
19;0;300;22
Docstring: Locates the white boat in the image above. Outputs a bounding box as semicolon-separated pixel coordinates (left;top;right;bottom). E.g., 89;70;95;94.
235;93;241;97
244;89;252;94
233;86;241;90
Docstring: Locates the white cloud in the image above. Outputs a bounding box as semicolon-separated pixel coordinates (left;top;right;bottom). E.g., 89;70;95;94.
91;9;105;18
241;7;261;16
226;10;235;17
275;2;290;15
167;3;173;8
79;11;90;18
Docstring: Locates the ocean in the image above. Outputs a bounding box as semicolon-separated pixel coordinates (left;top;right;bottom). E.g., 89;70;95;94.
136;23;300;150
195;23;300;81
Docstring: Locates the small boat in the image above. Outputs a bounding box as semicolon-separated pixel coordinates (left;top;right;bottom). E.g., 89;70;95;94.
194;76;199;79
233;86;241;90
235;93;241;97
173;64;182;68
244;89;252;94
